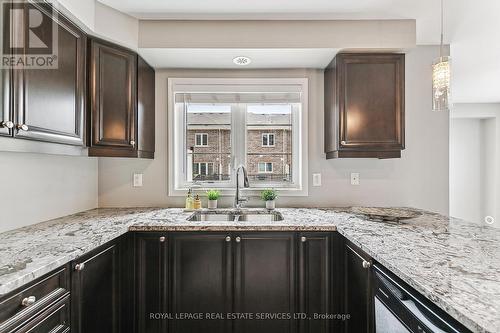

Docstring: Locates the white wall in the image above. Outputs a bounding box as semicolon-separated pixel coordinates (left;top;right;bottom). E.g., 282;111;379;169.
449;119;482;223
94;1;139;49
450;103;500;227
0;152;98;233
98;46;450;214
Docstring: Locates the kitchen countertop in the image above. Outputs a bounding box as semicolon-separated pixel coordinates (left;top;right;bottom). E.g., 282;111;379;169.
0;207;499;333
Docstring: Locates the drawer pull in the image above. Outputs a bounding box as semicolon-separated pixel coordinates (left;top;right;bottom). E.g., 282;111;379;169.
17;124;29;131
235;237;241;243
362;260;372;269
301;236;307;243
225;236;231;242
160;236;166;242
0;120;14;129
21;296;36;307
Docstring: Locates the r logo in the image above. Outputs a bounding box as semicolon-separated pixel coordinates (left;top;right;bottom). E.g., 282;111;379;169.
1;0;58;69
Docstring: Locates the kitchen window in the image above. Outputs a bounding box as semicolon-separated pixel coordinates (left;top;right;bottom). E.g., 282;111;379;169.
195;133;208;146
262;133;275;147
168;78;308;196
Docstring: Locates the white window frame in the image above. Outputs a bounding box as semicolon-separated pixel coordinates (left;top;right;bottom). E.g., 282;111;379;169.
262;133;275;147
168;78;309;197
195;133;208;147
258;162;274;173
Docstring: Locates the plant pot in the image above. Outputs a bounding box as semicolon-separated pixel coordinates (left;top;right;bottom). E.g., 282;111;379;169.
265;200;276;210
208;200;218;209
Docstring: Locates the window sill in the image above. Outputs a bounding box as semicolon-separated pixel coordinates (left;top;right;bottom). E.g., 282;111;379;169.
169;187;308;197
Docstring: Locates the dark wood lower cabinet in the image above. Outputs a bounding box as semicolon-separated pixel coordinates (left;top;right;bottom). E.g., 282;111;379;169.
135;233;169;333
170;233;232;333
343;240;374;333
298;233;332;333
234;232;296;333
71;241;121;333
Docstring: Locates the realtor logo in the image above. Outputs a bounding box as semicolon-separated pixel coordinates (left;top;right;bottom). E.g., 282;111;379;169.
2;0;58;69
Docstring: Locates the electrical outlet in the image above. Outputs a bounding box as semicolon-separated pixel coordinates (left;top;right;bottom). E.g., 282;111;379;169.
133;173;143;187
350;173;360;186
312;173;322;187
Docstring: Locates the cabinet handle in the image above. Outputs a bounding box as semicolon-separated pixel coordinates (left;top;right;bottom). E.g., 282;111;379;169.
225;236;231;242
362;260;372;269
75;263;85;271
21;296;36;307
341;140;346;145
0;121;14;129
17;124;29;131
159;236;166;242
130;140;136;146
301;236;307;243
235;237;241;243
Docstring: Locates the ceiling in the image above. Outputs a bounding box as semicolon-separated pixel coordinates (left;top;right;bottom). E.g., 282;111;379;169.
99;0;449;44
139;48;339;69
98;0;500;103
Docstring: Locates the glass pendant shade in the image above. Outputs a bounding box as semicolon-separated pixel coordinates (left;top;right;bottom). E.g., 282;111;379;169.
432;56;451;111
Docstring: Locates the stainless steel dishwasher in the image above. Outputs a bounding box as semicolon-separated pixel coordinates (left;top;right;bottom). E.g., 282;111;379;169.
372;264;471;333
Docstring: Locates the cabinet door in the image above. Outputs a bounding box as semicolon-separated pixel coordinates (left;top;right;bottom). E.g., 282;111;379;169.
136;233;168;333
343;241;373;333
298;233;332;333
89;39;137;155
338;53;404;153
14;2;86;145
0;0;12;138
234;233;296;333
170;233;233;333
71;243;120;333
137;56;155;158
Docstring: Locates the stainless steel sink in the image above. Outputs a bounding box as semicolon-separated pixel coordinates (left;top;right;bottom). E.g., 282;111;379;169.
187;210;284;222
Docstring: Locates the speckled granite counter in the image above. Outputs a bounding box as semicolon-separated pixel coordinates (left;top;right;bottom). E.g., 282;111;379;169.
0;207;499;333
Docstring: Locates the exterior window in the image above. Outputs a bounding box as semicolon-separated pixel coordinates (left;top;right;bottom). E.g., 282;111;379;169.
169;78;308;195
193;162;214;178
262;133;275;147
258;162;273;173
195;133;208;146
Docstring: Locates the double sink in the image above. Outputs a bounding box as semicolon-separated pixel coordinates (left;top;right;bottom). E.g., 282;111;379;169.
187;209;284;222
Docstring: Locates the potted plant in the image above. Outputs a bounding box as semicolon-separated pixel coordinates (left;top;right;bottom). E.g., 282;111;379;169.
206;189;220;209
261;189;278;210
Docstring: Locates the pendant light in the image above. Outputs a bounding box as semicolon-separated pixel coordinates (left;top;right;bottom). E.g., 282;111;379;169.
432;0;451;111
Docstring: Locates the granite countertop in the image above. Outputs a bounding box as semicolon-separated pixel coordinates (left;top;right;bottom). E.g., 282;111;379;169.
0;207;499;333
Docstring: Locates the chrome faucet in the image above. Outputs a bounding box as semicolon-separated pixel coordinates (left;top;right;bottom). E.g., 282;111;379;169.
235;165;250;208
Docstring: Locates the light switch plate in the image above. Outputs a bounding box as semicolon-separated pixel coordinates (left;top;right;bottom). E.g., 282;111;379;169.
312;173;322;187
133;173;143;187
350;173;360;186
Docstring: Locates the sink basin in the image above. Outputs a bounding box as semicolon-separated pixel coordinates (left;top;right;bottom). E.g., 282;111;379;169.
187;210;284;222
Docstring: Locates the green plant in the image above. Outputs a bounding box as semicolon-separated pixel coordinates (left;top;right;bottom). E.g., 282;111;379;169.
261;189;278;201
206;189;220;201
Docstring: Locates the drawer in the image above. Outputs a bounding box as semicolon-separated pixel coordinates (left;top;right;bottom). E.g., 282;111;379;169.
0;267;69;332
14;295;70;333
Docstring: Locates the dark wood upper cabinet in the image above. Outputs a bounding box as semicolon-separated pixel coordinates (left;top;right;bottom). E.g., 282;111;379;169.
0;59;12;138
135;233;168;333
234;233;296;333
88;38;137;157
170;233;233;333
71;242;121;333
137;56;155;158
11;2;86;145
325;53;405;159
343;240;374;333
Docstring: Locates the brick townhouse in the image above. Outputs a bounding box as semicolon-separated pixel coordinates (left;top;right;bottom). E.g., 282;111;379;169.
187;111;292;182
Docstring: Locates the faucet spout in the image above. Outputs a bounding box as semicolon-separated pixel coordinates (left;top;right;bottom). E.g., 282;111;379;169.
235;165;250;208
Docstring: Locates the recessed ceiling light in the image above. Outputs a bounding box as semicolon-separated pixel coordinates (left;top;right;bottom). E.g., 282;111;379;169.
233;56;251;66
